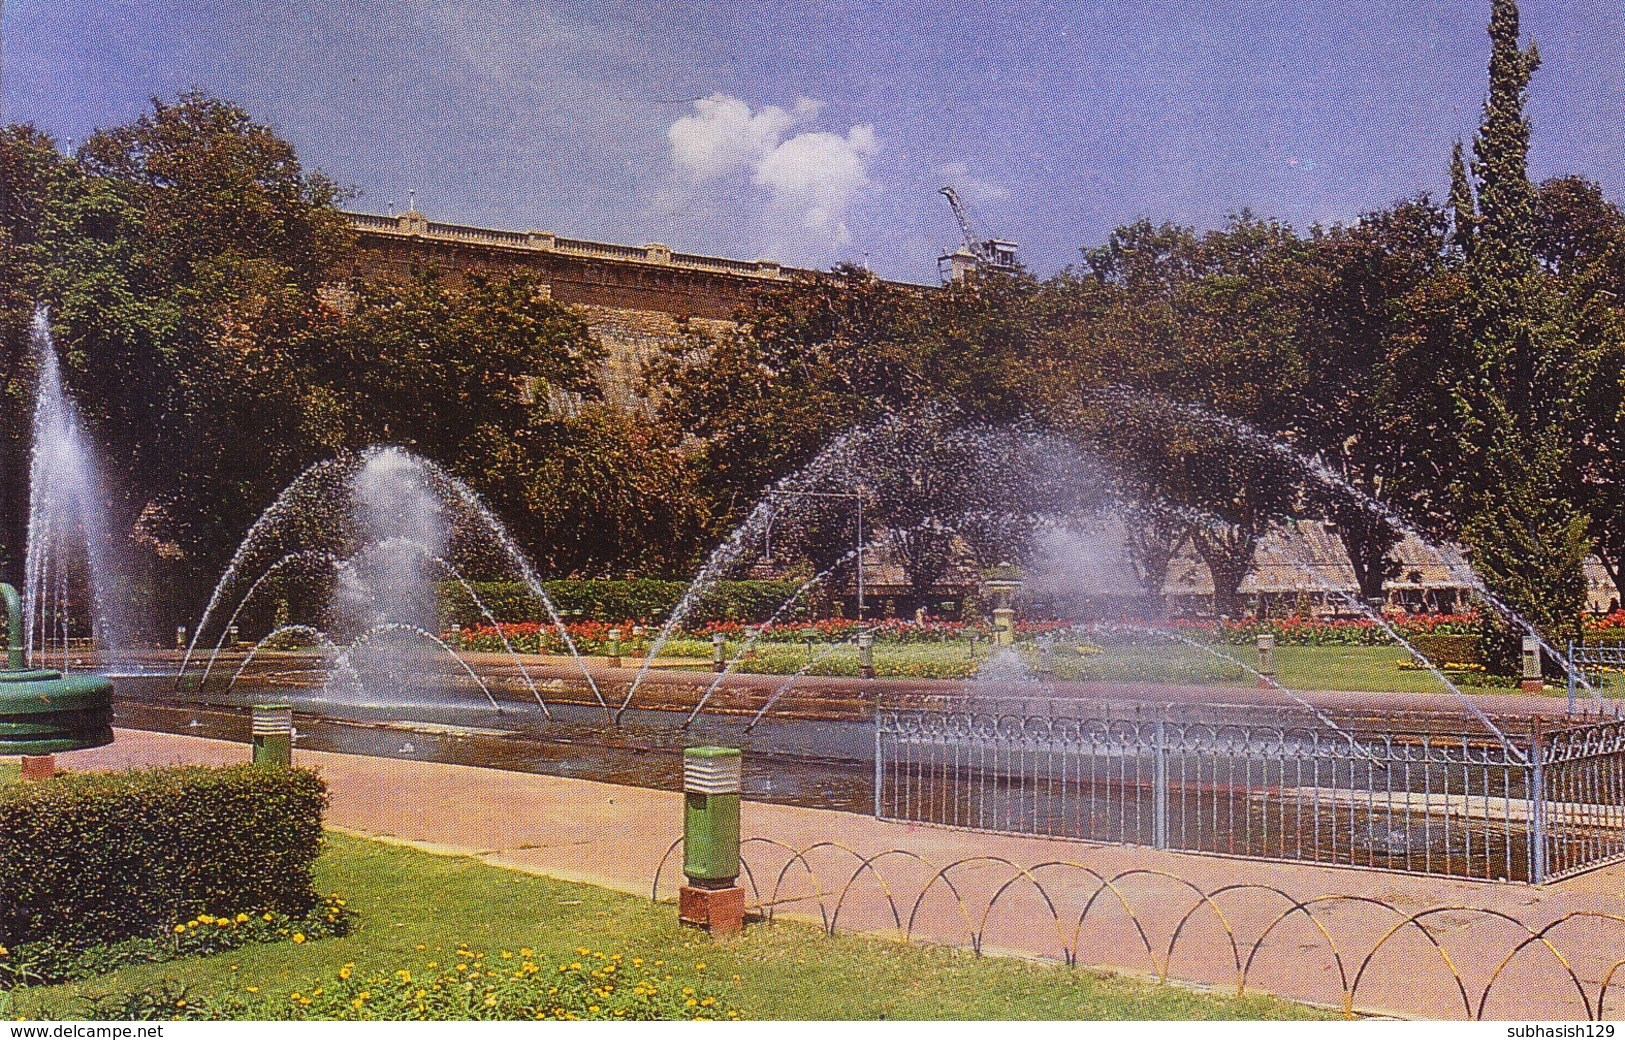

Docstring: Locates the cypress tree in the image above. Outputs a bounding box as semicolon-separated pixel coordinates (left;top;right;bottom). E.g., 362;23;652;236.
1451;0;1591;660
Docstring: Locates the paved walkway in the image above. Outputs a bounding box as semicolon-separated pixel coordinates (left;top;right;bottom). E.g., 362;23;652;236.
52;730;1625;1020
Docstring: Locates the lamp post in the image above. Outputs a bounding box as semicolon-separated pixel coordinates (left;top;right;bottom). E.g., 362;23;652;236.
1522;635;1544;694
252;703;293;768
678;746;745;936
1256;633;1276;688
857;628;875;680
983;563;1023;648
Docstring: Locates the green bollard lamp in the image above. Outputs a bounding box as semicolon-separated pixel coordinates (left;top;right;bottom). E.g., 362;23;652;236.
0;582;114;755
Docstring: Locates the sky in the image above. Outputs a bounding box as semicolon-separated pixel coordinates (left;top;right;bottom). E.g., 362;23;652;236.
2;1;1622;283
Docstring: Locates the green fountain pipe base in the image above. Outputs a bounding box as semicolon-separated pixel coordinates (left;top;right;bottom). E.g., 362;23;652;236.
0;582;114;756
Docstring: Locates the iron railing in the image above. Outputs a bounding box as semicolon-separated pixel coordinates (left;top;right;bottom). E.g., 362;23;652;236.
1568;642;1625;708
875;700;1625;883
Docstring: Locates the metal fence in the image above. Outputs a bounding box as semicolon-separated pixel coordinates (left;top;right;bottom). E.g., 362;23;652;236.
1569;642;1625;708
874;700;1625;883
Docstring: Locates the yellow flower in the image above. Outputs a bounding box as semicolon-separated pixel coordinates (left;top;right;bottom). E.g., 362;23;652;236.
575;947;589;956
456;963;468;972
292;933;306;944
695;962;706;971
588;1005;600;1013
686;998;697;1007
236;913;250;923
290;993;301;1002
415;944;426;950
500;951;512;959
338;965;353;980
187;920;199;929
262;913;274;922
519;947;533;958
245;986;259;994
358;991;371;1001
415;989;425;999
199;914;215;924
174;924;187;934
216;918;231;927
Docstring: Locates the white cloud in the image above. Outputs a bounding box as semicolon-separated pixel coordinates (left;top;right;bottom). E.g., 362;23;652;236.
668;94;879;253
669;94;798;180
936;160;1012;202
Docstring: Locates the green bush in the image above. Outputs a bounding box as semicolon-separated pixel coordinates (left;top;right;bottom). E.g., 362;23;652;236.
441;579;809;627
0;765;327;953
1407;633;1483;668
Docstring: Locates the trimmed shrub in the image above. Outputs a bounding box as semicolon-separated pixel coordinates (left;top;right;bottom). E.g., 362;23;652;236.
1407;633;1483;668
0;765;327;951
441;579;809;627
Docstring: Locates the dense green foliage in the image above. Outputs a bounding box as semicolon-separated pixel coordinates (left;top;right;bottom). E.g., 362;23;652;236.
0;765;327;952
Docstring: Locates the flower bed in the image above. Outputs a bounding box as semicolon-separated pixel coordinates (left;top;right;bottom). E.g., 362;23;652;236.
0;898;354;989
85;946;737;1022
1168;613;1482;647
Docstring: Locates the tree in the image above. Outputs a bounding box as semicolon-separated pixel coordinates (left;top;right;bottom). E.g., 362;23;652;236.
1450;0;1596;651
644;265;928;534
1531;178;1625;607
1289;198;1460;600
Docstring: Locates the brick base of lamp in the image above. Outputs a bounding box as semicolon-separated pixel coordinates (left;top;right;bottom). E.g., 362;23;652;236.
20;754;55;781
678;881;745;936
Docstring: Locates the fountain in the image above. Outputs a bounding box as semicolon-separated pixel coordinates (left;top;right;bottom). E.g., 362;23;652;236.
0;581;113;757
23;307;131;668
175;446;602;717
1;309;118;767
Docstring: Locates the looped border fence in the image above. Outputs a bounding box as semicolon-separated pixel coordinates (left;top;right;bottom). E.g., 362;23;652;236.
652;836;1625;1020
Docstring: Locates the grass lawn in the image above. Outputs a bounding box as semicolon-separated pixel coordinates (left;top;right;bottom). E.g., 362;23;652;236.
671;637;1530;697
10;833;1327;1021
0;760;17;785
1269;644;1517;696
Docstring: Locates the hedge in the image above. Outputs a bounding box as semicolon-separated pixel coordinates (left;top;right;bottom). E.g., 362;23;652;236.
440;579;811;627
1407;633;1483;668
0;765;327;951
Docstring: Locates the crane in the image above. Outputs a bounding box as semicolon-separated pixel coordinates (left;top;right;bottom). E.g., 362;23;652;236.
937;185;1018;282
